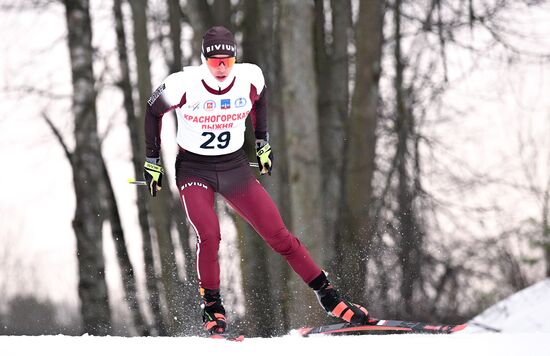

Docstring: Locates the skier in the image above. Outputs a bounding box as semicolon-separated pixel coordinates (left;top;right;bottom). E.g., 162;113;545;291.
143;25;369;335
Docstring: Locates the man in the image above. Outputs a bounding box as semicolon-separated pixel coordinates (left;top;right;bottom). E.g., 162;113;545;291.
143;26;368;334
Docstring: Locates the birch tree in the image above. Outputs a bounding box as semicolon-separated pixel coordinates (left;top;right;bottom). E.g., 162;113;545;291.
63;0;111;335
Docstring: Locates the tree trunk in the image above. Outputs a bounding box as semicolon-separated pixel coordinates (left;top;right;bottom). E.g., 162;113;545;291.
314;0;352;269
335;0;384;303
185;0;235;59
164;0;201;332
63;0;111;335
185;0;214;60
260;0;292;334
129;0;185;335
313;0;332;268
113;0;166;335
279;0;324;327
212;0;232;28
236;0;282;337
167;0;183;73
393;0;423;317
100;159;148;335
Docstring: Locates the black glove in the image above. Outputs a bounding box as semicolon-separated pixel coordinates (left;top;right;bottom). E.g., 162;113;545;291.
255;139;273;175
143;158;164;196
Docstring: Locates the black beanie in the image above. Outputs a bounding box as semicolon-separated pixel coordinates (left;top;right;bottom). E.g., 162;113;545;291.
202;26;236;57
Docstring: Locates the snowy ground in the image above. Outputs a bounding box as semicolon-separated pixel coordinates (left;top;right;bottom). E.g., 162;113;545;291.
2;279;550;356
1;332;548;356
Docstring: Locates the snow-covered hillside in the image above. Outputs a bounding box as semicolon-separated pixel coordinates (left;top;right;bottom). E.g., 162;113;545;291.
2;279;549;356
467;278;550;333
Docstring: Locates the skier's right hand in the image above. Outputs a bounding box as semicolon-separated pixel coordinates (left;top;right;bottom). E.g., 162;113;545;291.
143;158;164;197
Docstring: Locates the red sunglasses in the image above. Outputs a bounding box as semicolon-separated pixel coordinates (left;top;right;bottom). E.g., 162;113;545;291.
206;57;236;68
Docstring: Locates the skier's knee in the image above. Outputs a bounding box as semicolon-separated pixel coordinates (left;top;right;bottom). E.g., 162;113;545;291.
265;228;297;255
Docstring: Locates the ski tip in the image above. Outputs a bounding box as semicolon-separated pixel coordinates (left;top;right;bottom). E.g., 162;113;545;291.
208;334;245;342
451;323;468;333
224;334;245;342
295;327;313;337
207;333;244;342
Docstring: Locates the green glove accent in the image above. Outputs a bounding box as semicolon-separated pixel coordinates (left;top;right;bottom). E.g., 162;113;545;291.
143;161;164;196
256;141;273;176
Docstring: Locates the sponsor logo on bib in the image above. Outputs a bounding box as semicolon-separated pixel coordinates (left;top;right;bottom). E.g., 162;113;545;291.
204;100;216;111
235;97;247;108
221;99;231;110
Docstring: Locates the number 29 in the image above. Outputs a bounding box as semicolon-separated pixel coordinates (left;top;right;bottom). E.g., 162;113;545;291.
200;131;231;149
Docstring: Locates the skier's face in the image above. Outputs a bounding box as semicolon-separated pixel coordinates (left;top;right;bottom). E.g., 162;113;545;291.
206;55;235;82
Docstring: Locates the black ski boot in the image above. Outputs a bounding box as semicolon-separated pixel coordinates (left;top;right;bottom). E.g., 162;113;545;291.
309;271;369;325
200;288;226;334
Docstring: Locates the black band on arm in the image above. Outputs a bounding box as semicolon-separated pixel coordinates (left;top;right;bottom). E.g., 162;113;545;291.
253;86;268;139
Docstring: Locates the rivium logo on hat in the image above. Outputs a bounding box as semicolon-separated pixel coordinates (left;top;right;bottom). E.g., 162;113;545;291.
204;44;236;55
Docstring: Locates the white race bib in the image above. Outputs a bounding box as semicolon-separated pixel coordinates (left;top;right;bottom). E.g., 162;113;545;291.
172;64;264;155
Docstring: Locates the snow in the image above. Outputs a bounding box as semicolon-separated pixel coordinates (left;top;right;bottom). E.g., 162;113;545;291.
0;333;548;356
467;278;550;333
2;279;550;356
0;333;550;356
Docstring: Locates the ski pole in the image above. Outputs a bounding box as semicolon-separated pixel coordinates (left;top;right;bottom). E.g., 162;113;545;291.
127;178;148;186
129;162;260;186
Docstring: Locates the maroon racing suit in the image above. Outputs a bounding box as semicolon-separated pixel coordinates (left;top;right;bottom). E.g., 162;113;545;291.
145;62;322;290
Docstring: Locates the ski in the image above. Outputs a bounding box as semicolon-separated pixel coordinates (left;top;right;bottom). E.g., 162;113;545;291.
296;318;467;336
207;333;245;342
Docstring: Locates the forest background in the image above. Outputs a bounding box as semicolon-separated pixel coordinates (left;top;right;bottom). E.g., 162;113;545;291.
0;0;549;337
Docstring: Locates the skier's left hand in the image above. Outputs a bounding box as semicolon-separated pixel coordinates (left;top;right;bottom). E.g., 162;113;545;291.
256;139;273;175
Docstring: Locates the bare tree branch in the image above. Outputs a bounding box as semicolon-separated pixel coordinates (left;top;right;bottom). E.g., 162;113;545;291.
41;111;73;166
